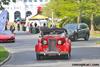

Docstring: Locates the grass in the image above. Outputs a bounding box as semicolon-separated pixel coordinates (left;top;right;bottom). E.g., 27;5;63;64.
94;34;100;37
96;41;100;45
90;31;100;45
0;46;9;62
91;31;100;38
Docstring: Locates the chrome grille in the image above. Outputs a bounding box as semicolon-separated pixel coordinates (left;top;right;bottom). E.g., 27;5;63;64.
48;39;57;51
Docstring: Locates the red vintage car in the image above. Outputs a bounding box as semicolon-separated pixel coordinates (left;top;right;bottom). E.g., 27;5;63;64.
35;28;71;60
0;30;15;43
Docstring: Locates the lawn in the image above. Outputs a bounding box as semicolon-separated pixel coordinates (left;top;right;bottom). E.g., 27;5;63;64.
96;41;100;45
95;34;100;37
0;46;9;62
91;31;100;38
94;33;100;45
90;31;100;45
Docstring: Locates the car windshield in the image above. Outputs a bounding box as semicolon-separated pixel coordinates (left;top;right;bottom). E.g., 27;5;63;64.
0;31;12;35
63;24;78;34
41;28;67;36
64;24;77;30
50;30;65;35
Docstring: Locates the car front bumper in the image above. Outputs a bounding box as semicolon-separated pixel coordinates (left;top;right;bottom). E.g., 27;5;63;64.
0;39;15;43
37;51;68;56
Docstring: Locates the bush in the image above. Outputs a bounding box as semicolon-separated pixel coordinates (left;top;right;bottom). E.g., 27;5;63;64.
94;16;100;31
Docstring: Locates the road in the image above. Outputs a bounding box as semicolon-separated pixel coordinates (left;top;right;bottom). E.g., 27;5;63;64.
0;31;100;67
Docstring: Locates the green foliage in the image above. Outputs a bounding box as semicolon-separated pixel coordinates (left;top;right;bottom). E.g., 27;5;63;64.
1;0;10;5
0;5;4;10
43;0;100;30
0;0;16;10
12;0;16;2
43;0;78;18
94;15;100;30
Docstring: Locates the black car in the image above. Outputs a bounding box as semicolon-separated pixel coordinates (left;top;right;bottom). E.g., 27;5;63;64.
63;23;90;41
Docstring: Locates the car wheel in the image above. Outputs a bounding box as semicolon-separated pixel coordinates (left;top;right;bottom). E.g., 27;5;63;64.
12;40;15;43
36;53;43;60
84;34;89;41
68;53;71;59
73;35;77;41
61;54;69;59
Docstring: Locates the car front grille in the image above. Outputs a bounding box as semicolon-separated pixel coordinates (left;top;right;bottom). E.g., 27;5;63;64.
48;39;57;51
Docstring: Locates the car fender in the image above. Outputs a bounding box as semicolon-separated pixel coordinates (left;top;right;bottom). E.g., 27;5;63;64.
35;43;43;52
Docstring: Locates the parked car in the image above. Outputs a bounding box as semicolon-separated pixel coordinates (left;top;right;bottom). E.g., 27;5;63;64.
0;30;15;43
63;23;90;41
35;28;71;60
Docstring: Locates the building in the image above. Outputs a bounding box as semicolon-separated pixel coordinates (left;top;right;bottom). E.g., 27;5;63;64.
2;0;50;22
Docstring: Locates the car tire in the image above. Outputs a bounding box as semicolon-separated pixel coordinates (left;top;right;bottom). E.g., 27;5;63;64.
36;53;43;60
12;40;15;43
68;53;71;59
61;54;70;59
84;34;89;41
73;35;77;41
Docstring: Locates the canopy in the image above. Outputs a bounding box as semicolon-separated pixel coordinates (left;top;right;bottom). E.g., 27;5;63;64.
29;14;48;20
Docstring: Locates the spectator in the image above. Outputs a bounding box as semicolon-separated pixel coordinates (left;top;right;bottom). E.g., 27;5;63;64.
29;23;33;33
17;22;20;31
10;25;15;33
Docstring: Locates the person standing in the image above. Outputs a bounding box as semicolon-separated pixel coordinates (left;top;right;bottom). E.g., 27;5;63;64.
17;21;20;31
10;24;15;33
29;23;33;33
16;17;21;31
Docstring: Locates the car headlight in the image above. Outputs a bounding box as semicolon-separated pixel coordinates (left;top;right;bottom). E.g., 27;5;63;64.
58;40;62;45
42;40;47;45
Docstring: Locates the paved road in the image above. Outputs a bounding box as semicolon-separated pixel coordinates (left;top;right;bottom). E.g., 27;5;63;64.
0;31;100;67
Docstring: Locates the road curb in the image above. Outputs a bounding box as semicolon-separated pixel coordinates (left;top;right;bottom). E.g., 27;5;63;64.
0;48;11;66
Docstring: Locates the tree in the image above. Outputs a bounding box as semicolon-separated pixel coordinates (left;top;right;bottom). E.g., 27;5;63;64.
43;0;78;27
44;0;79;18
43;0;100;30
82;0;100;31
0;0;16;10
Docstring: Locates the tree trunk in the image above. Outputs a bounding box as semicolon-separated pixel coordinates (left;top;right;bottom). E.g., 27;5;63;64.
77;15;80;24
90;13;94;32
77;10;81;24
